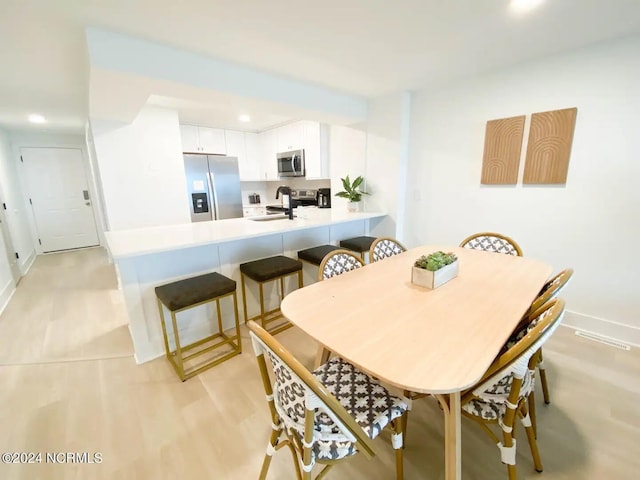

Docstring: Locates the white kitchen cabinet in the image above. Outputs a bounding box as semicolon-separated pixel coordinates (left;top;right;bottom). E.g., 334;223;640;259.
242;132;263;181
179;125;226;154
276;122;304;152
224;130;251;180
302;121;329;179
260;129;279;180
242;206;266;218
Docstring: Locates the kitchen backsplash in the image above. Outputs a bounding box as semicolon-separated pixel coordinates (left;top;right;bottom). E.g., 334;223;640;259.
241;179;330;205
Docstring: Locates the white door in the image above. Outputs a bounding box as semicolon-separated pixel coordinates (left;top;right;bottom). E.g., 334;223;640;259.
21;148;99;253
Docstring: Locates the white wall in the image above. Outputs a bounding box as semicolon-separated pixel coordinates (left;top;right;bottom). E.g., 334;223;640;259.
91;106;190;230
0;128;17;309
405;35;640;343
328;93;410;240
0;128;35;273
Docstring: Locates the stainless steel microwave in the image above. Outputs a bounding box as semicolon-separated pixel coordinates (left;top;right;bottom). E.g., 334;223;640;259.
277;149;305;177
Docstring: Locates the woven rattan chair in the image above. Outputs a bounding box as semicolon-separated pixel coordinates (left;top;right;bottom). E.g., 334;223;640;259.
315;249;365;366
461;298;566;480
369;237;407;262
317;248;365;281
520;268;573;434
459;232;523;256
248;320;408;480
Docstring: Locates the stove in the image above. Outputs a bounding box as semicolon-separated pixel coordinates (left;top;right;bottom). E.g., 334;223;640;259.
266;189;317;214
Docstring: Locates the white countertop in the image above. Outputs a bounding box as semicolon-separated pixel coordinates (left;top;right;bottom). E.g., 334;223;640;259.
105;210;386;259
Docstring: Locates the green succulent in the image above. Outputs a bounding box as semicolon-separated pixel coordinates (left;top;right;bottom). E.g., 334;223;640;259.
334;175;370;202
414;251;458;271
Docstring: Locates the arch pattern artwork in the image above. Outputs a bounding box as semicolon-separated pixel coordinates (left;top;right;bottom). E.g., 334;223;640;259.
481;115;525;185
523;107;577;184
481;107;577;185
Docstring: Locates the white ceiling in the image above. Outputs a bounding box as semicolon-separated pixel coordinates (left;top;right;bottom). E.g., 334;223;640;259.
1;0;640;133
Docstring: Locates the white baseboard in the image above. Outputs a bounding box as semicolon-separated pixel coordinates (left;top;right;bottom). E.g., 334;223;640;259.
0;280;16;316
20;249;36;275
562;310;640;348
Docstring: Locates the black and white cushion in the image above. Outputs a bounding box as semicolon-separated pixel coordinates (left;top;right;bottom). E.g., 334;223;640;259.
311;358;408;460
267;351;407;462
462;235;519;256
321;253;362;280
372;239;406;262
462;370;534;420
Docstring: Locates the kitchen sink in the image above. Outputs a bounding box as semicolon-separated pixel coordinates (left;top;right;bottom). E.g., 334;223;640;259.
248;214;296;222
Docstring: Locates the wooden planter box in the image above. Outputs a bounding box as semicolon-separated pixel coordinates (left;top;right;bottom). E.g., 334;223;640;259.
411;260;459;289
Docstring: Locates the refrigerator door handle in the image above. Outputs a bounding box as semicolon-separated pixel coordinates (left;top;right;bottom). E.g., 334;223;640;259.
207;171;219;220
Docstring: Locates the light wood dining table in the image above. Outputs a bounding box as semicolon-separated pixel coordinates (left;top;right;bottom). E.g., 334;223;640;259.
280;245;552;480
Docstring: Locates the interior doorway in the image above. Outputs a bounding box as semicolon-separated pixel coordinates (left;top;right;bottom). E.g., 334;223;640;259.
21;147;99;253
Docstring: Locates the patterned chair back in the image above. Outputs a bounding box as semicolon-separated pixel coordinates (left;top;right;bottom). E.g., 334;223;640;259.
318;249;364;281
247;320;376;467
529;268;573;314
369;237;407;262
463;299;565;419
459;232;523;256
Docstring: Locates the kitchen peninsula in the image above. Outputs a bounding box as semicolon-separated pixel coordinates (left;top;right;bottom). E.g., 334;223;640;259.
106;210;386;363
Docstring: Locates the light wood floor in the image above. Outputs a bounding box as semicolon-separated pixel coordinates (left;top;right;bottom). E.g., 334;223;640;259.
0;248;638;479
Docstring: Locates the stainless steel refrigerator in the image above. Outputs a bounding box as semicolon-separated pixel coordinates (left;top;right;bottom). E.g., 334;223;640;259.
184;154;244;222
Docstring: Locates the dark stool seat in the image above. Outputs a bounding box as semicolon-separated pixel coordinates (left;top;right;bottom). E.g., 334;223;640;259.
155;271;241;381
340;236;376;256
240;256;303;335
240;256;302;282
298;245;341;266
156;272;236;311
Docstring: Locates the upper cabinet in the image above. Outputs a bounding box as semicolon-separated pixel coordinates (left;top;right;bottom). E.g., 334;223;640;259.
276;122;304;152
179;121;329;181
301;121;329;179
180;125;226;154
241;132;264;181
260;129;279;180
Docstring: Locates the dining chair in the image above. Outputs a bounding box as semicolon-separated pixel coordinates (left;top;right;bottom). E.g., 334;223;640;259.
247;320;408;480
461;298;566;480
459;232;523;256
317;248;365;281
519;268;574;434
314;249;365;366
369;237;407;262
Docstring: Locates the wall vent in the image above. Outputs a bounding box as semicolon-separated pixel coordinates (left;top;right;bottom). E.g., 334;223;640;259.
574;330;631;351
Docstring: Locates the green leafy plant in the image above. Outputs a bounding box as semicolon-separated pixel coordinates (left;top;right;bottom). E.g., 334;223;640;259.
414;251;458;271
334;175;370;202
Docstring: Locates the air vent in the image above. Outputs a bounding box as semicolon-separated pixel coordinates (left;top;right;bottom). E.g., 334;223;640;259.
574;330;631;351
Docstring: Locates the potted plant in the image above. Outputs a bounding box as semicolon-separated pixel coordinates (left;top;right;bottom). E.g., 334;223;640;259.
411;251;459;289
335;175;369;212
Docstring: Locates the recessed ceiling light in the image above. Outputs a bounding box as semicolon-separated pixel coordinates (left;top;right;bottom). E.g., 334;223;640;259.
238;114;251;123
28;114;46;124
510;0;545;14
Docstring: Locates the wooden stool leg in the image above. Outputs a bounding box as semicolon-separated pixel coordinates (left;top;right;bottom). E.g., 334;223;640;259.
170;310;186;381
297;270;303;289
232;291;242;353
241;273;249;324
216;298;223;334
259;281;266;329
156;298;172;360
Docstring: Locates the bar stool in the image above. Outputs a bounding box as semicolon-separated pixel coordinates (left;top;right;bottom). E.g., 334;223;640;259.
155;272;242;382
297;245;341;267
240;255;303;335
339;236;377;262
